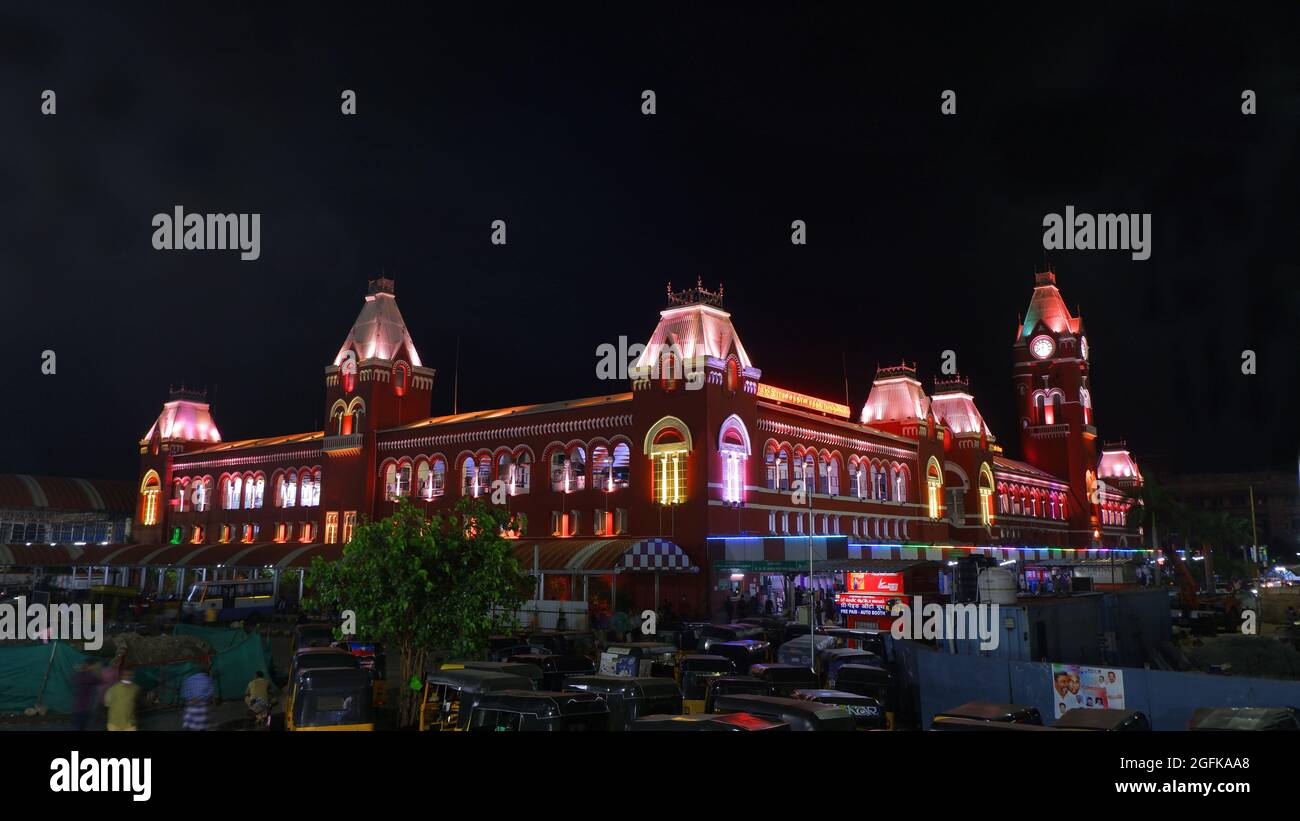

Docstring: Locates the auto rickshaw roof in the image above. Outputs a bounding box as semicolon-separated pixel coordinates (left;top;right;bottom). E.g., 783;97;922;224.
711;694;855;723
294;649;361;671
835;664;892;682
792;689;879;705
564;675;682;698
822;648;879;660
936;701;1041;722
681;654;733;669
633;713;789;731
1189;707;1300;730
474;689;611;717
709;639;770;650
604;642;678;654
1053;708;1149;730
425;668;535;691
508;653;595;671
457;661;544;681
750;664;818;680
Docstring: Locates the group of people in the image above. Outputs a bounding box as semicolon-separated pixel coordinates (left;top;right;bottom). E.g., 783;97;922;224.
69;657;275;731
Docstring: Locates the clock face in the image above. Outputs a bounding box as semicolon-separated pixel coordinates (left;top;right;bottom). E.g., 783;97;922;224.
1081;336;1089;360
1031;335;1055;359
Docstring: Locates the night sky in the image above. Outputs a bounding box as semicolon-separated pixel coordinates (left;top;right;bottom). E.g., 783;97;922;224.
3;3;1298;483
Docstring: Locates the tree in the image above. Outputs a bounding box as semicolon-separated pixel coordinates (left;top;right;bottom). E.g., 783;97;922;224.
307;497;530;727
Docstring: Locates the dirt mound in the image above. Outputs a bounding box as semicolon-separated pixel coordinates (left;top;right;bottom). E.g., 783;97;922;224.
111;632;212;666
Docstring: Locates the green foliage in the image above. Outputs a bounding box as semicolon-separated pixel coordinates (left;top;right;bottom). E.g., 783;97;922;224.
306;497;529;725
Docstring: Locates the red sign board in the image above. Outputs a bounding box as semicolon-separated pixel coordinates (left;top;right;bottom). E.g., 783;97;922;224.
846;572;904;595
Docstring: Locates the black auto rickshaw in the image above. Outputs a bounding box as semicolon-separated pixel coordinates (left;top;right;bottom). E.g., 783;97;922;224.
563;675;684;730
466;689;611;731
703;676;776;713
632;712;791;732
420;669;535;731
707;640;771;673
678;654;734;714
931;701;1043;730
748;663;818;696
598;642;679;678
1188;707;1300;731
331;639;388;707
1053;708;1151;731
505;653;594;690
675;621;712;652
832;664;898;729
821;648;883;686
699;623;766;652
524;630;597;660
818;626;889;659
287;667;375;731
737;616;788;642
441;660;544;690
709;694;855;731
292;623;337;653
792;688;887;730
285;647;361;721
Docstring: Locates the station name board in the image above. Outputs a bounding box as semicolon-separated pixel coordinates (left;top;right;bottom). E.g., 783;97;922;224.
756;383;851;419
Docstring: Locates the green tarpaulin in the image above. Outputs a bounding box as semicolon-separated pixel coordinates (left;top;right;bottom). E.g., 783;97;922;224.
0;627;270;714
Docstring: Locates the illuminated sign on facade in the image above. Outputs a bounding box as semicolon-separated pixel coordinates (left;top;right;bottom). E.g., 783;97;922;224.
756;384;851;418
846;572;904;595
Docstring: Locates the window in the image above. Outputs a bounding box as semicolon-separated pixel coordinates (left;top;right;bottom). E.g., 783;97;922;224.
324;512;339;544
275;522;290;543
926;458;942;520
498;453;515;493
827;458;840;496
244;475;264;509
513;453;531;494
224;475;242;510
279;471;299;507
139;472;161;526
478;457;491;496
301;470;321;507
342;511;357;544
219;524;232;544
645;417;692;506
719;421;749;504
567;447;587;492
1080;388;1092;425
611;443;630;489
979;464;995;526
190;525;205;545
241;523;259;543
1050;392;1063;425
431;458;447;497
463;458;479;497
174;480;188;513
194;478;211;512
614;508;628;535
766;446;788;491
1034;393;1046;424
393;362;409;397
592;446;612;491
299;522;315;543
817;456;829;495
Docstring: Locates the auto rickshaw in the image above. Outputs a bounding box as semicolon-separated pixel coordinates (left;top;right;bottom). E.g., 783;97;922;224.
678;654;734;714
929;716;1057;732
706;640;771;673
419;669;535;731
1054;708;1151;731
562;675;683;730
598;642;679;678
632;712;791;732
818;626;890;659
332;639;388;707
699;623;765;651
820;648;883;686
287;668;374;731
831;664;898;729
284;647;361;722
747;663;818;696
466;689;611;731
931;701;1043;729
674;621;712;652
776;634;835;667
1188;706;1300;731
703;675;777;713
709;694;855;731
792;688;887;730
505;653;594;690
441;660;544;690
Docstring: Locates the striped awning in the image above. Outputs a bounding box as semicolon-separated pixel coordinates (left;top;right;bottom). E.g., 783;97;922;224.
513;538;696;575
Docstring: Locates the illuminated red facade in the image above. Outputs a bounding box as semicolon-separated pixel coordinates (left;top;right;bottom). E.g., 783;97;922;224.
131;271;1143;617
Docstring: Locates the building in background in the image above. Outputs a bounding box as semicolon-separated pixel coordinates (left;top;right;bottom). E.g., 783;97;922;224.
0;475;133;546
1160;471;1300;564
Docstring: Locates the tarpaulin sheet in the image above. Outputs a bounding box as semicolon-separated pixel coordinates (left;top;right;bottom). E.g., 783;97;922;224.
0;628;270;714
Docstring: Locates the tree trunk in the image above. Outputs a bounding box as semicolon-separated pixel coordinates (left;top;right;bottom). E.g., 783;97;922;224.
396;641;426;728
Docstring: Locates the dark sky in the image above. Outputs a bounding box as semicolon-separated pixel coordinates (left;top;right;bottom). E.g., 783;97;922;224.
3;3;1299;483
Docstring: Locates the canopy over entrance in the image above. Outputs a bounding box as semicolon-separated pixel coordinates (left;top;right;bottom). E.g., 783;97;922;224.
512;538;696;575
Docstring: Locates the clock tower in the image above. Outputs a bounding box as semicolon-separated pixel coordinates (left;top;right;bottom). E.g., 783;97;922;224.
1013;269;1098;542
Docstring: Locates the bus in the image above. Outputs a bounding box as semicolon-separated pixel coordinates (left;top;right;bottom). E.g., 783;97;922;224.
183;578;276;622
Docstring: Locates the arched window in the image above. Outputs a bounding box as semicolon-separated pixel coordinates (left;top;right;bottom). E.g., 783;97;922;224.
174;479;188;513
979;463;995;526
926;458;943;520
611;443;630;489
1034;393;1046;424
591;446;611;491
718;417;750;504
567;447;586;491
462;458;478;497
301;469;321;507
194;477;211;512
766;446;789;491
416;460;431;499
498;452;515;492
550;451;568;492
224;475;242;510
140;471;161;526
393;362;409;397
245;474;264;509
816;455;830;495
826;457;840;496
279;471;299;508
801;453;815;494
513;452;530;494
431;457;447;497
1079;388;1092;425
644;417;692;506
477;456;492;495
1050;392;1063;425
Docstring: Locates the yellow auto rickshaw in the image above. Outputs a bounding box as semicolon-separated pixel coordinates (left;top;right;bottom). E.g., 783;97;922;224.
287;668;374;731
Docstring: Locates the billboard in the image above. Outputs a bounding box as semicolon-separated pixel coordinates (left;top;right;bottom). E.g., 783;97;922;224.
846;572;904;595
1049;664;1126;719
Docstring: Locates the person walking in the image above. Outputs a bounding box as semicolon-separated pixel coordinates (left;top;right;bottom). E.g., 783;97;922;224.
180;661;216;731
71;660;100;731
104;668;140;731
